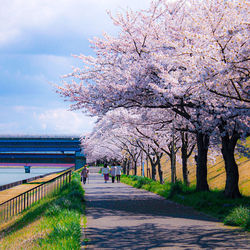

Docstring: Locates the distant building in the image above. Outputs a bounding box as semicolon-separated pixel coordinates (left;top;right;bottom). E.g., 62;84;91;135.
0;135;86;169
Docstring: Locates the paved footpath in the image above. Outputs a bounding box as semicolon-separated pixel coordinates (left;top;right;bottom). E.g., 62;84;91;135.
82;169;249;249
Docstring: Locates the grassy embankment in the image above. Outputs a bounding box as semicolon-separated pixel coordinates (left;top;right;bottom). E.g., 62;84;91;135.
0;172;85;249
121;175;250;231
132;138;250;196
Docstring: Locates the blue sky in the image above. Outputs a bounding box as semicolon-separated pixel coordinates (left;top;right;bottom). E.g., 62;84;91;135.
0;0;151;136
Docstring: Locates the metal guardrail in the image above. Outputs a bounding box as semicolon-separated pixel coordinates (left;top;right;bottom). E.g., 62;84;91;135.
0;170;72;223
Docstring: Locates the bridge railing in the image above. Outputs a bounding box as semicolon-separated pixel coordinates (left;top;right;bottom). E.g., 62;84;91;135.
0;167;74;192
0;169;72;223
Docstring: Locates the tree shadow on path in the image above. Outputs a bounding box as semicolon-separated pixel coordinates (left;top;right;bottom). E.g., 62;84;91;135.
83;174;249;249
83;223;249;250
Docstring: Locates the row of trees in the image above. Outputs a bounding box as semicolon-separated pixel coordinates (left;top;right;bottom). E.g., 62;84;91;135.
83;108;197;185
57;0;249;198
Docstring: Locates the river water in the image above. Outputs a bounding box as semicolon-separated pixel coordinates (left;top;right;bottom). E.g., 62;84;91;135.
0;167;69;186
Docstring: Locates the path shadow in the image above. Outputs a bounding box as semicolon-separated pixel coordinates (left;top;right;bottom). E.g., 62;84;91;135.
85;187;219;223
82;223;248;249
83;174;249;249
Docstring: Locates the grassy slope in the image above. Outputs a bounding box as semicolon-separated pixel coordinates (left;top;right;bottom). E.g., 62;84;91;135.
0;172;85;249
134;138;250;196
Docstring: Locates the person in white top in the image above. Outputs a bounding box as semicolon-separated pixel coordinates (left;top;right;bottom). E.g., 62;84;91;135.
102;164;110;183
116;165;122;183
110;166;117;183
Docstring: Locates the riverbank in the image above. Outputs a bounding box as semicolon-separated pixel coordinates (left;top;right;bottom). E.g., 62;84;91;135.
0;168;72;204
0;166;71;187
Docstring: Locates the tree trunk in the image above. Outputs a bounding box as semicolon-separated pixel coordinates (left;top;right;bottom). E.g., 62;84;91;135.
134;160;137;176
152;164;156;181
126;161;130;176
122;159;127;174
196;132;209;191
149;157;157;181
170;140;176;183
157;155;164;184
182;152;188;186
146;156;149;178
170;154;176;183
221;131;241;198
170;131;177;183
181;133;189;185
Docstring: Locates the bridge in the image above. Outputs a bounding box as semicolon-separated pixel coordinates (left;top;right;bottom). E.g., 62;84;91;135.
0;136;86;169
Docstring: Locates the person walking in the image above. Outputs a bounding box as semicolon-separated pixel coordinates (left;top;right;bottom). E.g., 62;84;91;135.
116;165;122;183
81;165;89;184
110;166;117;183
102;164;110;183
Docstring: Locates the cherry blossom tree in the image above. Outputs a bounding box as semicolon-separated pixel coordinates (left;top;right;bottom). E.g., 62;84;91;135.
82;109;143;172
181;0;250;197
58;0;249;197
58;0;213;190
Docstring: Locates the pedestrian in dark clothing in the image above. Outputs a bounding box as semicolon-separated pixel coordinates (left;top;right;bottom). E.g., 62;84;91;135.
110;166;117;183
81;165;89;184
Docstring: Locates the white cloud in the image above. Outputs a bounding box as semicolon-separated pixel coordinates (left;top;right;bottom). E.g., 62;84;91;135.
0;53;78;91
13;105;39;113
0;121;19;132
0;105;95;135
0;0;152;47
36;108;96;135
0;0;153;136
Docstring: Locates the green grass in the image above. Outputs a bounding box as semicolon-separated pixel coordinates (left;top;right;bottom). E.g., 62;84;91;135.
224;206;250;230
0;172;85;249
121;174;250;231
37;172;84;249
